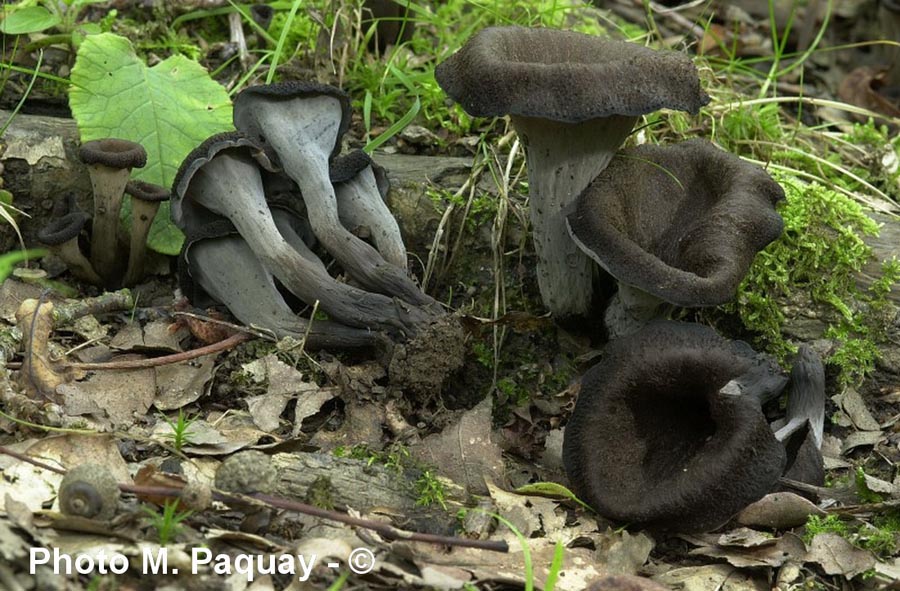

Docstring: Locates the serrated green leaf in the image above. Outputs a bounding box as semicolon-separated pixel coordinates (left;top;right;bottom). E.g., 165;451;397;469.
0;6;61;35
69;33;233;255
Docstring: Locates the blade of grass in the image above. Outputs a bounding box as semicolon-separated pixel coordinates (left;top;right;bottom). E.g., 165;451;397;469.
266;0;303;84
363;96;420;154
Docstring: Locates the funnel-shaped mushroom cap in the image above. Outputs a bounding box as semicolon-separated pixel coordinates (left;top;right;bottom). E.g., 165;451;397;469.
568;139;785;307
435;26;710;121
79;138;147;169
233;81;351;160
563;321;786;532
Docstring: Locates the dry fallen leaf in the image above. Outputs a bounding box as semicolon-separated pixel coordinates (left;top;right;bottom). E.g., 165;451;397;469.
804;533;877;578
410;396;504;495
736;492;825;529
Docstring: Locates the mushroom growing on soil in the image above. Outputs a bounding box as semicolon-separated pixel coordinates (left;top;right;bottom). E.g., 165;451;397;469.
566;139;785;337
178;218;381;350
331;149;407;269
37;197;102;285
171;131;435;336
774;345;826;487
122;180;169;286
79;138;147;286
562;321;787;532
233;82;428;305
434;26;709;317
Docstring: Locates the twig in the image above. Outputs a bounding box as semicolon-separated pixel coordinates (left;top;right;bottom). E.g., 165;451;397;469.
0;447;509;553
5;332;251;371
66;332;251;370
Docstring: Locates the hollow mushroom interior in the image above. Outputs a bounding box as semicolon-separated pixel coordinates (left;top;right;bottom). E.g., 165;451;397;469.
567;138;785;336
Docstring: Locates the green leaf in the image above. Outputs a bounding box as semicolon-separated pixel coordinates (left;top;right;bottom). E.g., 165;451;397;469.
0;6;61;35
69;33;233;255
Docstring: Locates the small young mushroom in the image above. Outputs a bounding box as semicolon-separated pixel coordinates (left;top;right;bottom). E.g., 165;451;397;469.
179;218;381;349
59;463;121;521
37;201;102;285
435;26;709;317
562;321;786;532
122;179;170;286
171;131;434;336
566;139;785;337
79;138;147;286
232;82;431;306
331;150;407;269
775;345;826;487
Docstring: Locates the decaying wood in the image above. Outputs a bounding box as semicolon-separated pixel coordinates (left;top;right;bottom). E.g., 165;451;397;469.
270;451;469;515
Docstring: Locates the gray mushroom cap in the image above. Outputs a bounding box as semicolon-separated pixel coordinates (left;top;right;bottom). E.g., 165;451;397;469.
434;26;710;122
435;26;710;318
232;82;432;307
37;204;103;285
562;321;787;532
567;139;785;307
171;131;430;336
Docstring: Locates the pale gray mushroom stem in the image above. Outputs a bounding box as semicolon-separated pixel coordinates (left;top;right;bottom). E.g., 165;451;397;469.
598;281;670;339
513;115;637;317
234;87;433;307
174;135;432;336
185;233;379;348
334;159;408;269
122;180;169;286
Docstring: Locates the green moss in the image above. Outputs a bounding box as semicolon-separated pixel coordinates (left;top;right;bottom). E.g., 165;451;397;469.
803;514;850;544
415;469;447;509
724;176;898;384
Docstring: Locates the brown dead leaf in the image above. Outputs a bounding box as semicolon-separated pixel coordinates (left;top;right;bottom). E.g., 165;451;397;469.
736;492;825;529
690;532;806;568
838;66;900;124
804;533;876;578
0;279;43;322
410;396;504;495
841;430;885;455
653;564;769;590
154;354;217;410
833;387;881;431
58;364;156;428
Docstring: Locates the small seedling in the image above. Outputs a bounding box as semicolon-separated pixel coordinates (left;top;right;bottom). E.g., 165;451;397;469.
161;409;198;453
142;500;193;546
414;469;447;509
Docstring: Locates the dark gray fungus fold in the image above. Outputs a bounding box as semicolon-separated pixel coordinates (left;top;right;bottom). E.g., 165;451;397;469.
562;321;786;532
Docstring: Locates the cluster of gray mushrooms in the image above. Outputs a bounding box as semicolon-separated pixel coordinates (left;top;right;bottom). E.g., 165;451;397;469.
47;26;826;533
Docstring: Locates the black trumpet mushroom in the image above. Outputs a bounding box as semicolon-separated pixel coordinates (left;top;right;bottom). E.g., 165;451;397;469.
774;345;826;488
563;321;787;533
79;138;147;286
435;26;709;317
567;139;785;337
37;195;102;286
233;82;428;306
171;131;432;337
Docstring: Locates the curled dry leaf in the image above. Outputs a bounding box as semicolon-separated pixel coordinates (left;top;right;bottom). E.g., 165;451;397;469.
736;492;825;530
15;299;74;402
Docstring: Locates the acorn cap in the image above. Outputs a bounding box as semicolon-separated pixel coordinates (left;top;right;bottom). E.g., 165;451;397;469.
79;138;147;169
435;26;710;123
